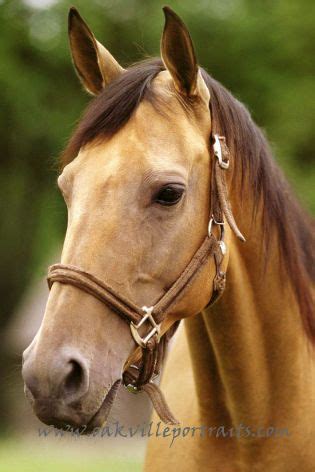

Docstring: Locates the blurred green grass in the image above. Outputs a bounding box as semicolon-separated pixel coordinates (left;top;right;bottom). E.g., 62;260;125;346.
0;438;142;472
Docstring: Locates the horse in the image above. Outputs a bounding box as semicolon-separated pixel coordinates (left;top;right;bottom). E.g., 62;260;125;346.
22;6;314;471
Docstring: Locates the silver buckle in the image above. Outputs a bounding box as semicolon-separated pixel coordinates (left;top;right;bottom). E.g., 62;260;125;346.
208;215;225;237
130;306;160;349
208;216;227;255
213;134;229;169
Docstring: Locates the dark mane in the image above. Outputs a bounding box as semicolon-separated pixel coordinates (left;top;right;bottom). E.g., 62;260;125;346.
61;58;315;342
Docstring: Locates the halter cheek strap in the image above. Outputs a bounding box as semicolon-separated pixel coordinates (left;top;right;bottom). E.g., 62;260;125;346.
47;135;245;425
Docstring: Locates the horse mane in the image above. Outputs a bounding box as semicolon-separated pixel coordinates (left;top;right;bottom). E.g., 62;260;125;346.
61;58;315;342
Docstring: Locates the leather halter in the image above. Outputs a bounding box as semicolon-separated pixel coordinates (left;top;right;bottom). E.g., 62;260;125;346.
47;134;245;425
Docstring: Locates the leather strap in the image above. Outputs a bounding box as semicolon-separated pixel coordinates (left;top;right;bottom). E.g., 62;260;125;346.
47;235;218;331
47;264;143;324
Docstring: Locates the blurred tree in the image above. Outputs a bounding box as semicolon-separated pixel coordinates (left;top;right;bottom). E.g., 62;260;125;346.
0;0;314;414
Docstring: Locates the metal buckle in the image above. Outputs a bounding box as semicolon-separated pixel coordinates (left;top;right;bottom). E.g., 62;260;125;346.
213;134;229;169
208;215;225;237
208;216;227;255
130;306;161;349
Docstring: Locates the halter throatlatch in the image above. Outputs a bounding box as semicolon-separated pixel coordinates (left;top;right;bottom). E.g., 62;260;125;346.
47;134;245;425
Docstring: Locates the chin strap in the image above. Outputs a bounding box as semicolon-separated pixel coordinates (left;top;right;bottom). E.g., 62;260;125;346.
47;134;245;425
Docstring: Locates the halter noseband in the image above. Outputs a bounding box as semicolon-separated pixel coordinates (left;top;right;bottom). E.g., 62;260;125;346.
47;134;245;425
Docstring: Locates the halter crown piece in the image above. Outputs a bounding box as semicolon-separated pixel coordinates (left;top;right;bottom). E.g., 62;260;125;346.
47;134;245;425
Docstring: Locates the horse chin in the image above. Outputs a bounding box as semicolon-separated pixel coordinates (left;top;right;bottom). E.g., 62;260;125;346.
24;379;121;432
85;379;121;432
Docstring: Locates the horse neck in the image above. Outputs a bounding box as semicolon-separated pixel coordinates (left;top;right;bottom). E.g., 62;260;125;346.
185;181;314;432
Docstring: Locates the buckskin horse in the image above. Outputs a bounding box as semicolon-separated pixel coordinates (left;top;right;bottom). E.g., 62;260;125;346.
22;6;314;471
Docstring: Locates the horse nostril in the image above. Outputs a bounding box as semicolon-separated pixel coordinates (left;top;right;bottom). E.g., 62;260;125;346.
63;360;86;396
22;350;90;406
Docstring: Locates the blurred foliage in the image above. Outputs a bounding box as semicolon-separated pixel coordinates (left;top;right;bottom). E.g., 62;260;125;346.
0;0;314;332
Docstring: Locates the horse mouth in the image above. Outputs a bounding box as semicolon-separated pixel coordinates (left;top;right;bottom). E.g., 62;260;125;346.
25;379;121;432
86;379;121;431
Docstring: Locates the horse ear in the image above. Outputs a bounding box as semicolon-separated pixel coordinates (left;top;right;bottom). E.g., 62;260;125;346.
161;7;198;96
68;7;124;95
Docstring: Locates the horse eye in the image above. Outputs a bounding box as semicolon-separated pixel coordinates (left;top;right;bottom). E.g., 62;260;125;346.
154;185;185;206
